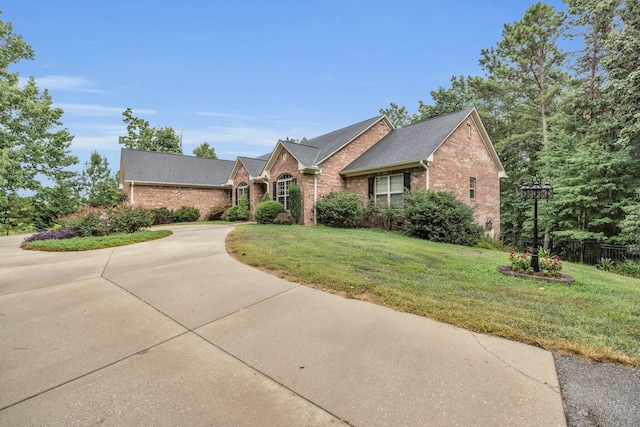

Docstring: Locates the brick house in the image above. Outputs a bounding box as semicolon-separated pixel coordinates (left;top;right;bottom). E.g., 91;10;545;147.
119;108;506;235
119;149;234;219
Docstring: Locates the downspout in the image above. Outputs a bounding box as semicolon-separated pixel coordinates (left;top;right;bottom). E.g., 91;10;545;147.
314;176;318;225
419;160;430;190
130;181;135;204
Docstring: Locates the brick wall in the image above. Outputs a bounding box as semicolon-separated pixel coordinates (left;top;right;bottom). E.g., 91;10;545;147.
232;166;266;215
344;167;427;204
344;119;501;236
124;183;231;220
268;147;306;221
307;118;392;224
428;118;501;237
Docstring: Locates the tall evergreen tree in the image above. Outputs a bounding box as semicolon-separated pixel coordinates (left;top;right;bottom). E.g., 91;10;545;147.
80;151;122;207
477;2;569;245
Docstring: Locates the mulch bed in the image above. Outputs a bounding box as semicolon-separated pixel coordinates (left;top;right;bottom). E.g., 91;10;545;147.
497;265;575;284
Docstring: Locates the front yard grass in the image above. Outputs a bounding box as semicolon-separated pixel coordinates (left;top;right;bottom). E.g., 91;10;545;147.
227;224;640;368
21;230;173;251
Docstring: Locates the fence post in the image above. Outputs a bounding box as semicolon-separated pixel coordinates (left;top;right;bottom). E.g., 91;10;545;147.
595;240;601;264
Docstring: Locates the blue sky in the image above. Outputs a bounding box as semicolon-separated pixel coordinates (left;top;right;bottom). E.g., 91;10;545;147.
3;0;567;175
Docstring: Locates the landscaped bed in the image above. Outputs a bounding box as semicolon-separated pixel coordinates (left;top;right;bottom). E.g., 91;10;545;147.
21;229;172;251
227;224;640;368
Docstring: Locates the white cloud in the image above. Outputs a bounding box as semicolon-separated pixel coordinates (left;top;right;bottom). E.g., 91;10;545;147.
57;103;155;117
19;75;106;93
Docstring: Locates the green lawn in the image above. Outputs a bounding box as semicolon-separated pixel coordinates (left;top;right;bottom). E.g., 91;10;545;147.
21;229;173;251
227;224;640;368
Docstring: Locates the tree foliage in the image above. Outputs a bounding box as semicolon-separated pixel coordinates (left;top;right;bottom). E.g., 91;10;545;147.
382;1;639;246
81;151;122;207
118;108;182;153
288;181;302;224
403;190;483;246
0;14;78;231
193;142;217;158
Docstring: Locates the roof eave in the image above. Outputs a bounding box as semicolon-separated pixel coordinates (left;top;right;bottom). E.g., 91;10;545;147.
123;179;232;189
340;160;424;177
317;115;393;165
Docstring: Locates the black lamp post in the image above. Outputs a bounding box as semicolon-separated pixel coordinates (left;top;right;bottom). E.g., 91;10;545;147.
520;177;553;272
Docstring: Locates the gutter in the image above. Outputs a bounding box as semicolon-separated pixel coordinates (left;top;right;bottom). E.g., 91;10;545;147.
419;159;430;190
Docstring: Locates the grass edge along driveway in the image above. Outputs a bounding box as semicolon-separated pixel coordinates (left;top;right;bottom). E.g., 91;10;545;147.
226;224;640;368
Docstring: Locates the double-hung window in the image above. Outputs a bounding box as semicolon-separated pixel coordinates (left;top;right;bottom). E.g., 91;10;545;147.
470;177;476;199
276;174;294;210
375;174;405;209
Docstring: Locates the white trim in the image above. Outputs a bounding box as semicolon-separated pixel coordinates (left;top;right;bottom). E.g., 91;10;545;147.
123;180;230;189
314;176;318;225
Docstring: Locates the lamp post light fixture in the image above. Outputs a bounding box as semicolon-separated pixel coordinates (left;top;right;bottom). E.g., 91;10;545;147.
520;177;553;272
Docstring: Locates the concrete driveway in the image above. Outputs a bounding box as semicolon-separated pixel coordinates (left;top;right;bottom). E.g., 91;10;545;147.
0;224;566;426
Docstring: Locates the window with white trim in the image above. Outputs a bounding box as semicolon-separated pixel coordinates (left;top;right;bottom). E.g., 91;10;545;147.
375;174;405;208
277;174;294;210
237;182;248;205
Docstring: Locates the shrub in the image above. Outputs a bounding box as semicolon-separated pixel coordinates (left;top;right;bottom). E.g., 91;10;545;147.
403;190;483;246
58;205;154;236
612;260;640;277
315;192;362;228
225;205;240;221
236;194;250;221
206;203;230;221
273;212;294;225
360;200;377;228
173;206;200;222
58;206;109;237
262;192;271;202
151;207;174;225
23;228;73;243
255;200;285;224
108;205;153;234
475;236;514;252
381;206;401;231
288;182;302;224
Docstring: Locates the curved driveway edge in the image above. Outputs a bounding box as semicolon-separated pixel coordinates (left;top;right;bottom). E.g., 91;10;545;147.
0;225;566;426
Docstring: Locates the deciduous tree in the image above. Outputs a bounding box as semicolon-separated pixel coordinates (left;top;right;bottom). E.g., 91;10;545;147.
118;108;182;154
0;14;78;231
193;142;217;158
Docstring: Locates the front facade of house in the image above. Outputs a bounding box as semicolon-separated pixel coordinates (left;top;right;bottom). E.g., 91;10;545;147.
119;108;506;236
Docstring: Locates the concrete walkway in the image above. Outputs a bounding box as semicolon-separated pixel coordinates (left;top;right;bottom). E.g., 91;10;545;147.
0;225;566;426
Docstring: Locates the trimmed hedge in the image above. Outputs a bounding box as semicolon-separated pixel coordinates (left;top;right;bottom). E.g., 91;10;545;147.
173;206;200;222
315;192;362;228
255;200;285;224
403;190;483;246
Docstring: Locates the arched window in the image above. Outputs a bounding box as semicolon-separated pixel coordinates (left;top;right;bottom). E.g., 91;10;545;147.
275;174;294;210
237;182;249;207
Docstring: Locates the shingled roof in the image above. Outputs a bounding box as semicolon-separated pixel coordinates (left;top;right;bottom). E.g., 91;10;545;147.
341;108;478;175
264;115;387;171
120;148;234;187
236;156;268;178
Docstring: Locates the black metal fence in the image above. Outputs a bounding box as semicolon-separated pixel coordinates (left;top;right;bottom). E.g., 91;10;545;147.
509;237;640;266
